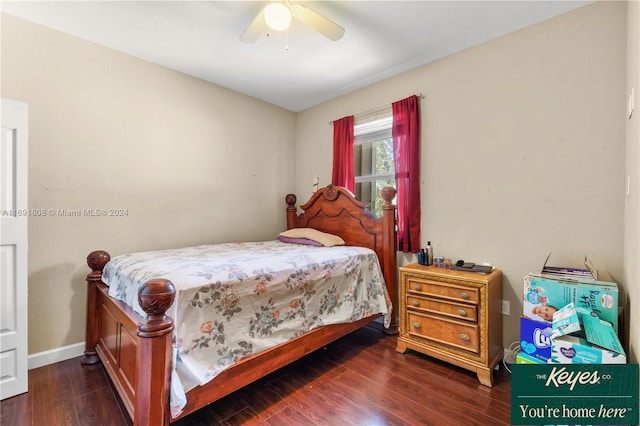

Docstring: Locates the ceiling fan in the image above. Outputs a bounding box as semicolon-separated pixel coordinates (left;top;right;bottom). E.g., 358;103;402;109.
240;1;345;43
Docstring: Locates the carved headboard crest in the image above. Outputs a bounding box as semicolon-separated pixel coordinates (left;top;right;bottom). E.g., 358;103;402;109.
323;184;338;200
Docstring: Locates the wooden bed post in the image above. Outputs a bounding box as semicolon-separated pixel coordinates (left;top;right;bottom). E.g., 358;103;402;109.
135;278;176;426
285;193;297;229
381;186;398;334
82;250;110;365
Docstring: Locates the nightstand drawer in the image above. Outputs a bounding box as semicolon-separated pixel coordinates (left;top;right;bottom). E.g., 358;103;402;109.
407;312;479;354
406;295;477;322
407;279;479;304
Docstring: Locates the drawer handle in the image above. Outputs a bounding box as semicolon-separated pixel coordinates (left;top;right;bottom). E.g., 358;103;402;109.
459;292;470;299
414;285;422;291
457;309;467;317
412;322;421;329
459;334;470;341
412;301;420;307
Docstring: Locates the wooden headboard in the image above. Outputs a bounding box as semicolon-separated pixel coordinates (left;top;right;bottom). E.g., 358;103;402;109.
285;185;397;331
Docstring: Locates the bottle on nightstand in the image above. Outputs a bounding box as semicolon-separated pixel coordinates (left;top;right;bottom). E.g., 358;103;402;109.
417;249;426;265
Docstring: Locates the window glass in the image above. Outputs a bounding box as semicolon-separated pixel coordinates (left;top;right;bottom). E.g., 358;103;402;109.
354;116;395;217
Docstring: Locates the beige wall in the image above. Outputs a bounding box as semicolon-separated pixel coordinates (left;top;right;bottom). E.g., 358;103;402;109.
296;1;628;348
1;13;296;354
624;0;639;364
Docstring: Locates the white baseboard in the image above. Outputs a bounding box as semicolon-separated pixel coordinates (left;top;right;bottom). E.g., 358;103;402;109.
28;342;85;370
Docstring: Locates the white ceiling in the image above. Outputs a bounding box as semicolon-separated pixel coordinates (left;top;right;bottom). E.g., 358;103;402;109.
1;1;592;112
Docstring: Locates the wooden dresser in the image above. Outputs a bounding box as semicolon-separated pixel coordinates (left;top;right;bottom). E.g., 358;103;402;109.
396;264;503;386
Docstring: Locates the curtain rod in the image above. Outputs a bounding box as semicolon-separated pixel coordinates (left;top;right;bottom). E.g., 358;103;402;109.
329;92;423;125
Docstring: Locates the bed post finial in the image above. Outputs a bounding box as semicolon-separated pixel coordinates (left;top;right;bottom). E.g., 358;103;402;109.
381;186;396;207
286;193;297;229
286;193;297;207
87;250;110;278
136;279;175;426
138;279;176;337
82;250;110;365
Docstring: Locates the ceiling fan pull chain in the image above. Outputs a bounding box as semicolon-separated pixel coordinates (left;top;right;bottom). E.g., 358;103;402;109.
285;29;289;51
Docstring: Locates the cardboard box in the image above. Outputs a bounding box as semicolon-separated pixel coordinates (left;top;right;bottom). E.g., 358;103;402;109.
516;352;545;364
550;335;626;364
523;274;619;331
548;303;626;364
550;302;584;338
520;316;553;362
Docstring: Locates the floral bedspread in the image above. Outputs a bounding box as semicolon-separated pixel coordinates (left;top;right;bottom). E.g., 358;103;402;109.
102;240;391;417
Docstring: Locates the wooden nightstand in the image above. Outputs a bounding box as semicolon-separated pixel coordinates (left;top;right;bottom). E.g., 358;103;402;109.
396;264;503;386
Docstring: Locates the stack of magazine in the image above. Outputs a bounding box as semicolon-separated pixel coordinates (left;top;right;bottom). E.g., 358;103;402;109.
539;252;598;281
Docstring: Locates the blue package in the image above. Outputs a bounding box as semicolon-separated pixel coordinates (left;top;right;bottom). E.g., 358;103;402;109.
520;316;553;361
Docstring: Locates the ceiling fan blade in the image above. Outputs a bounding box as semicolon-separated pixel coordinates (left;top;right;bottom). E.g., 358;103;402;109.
291;4;345;41
240;9;266;42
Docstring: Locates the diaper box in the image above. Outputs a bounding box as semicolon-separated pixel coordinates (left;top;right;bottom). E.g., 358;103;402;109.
550;335;626;364
519;317;553;362
515;352;545;364
548;303;626;364
523;274;619;331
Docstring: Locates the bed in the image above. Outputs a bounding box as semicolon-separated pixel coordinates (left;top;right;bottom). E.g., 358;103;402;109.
81;184;398;425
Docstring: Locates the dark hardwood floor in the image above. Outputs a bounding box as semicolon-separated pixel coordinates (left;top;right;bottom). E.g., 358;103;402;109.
1;325;511;425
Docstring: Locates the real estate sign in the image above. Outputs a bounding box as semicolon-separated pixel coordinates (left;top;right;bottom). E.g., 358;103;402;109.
511;364;639;425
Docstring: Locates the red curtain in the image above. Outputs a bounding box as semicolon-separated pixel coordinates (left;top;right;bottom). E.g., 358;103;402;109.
331;116;355;193
392;95;421;253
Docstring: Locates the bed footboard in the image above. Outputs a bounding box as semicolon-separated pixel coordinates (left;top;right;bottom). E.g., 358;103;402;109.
82;251;176;426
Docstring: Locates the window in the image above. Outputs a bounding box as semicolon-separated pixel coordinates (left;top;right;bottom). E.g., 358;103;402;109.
354;115;395;217
333;95;420;251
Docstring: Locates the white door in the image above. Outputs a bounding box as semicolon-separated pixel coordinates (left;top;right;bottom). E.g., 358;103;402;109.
0;98;28;400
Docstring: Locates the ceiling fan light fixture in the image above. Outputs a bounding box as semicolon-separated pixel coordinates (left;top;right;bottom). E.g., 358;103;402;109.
264;2;292;31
